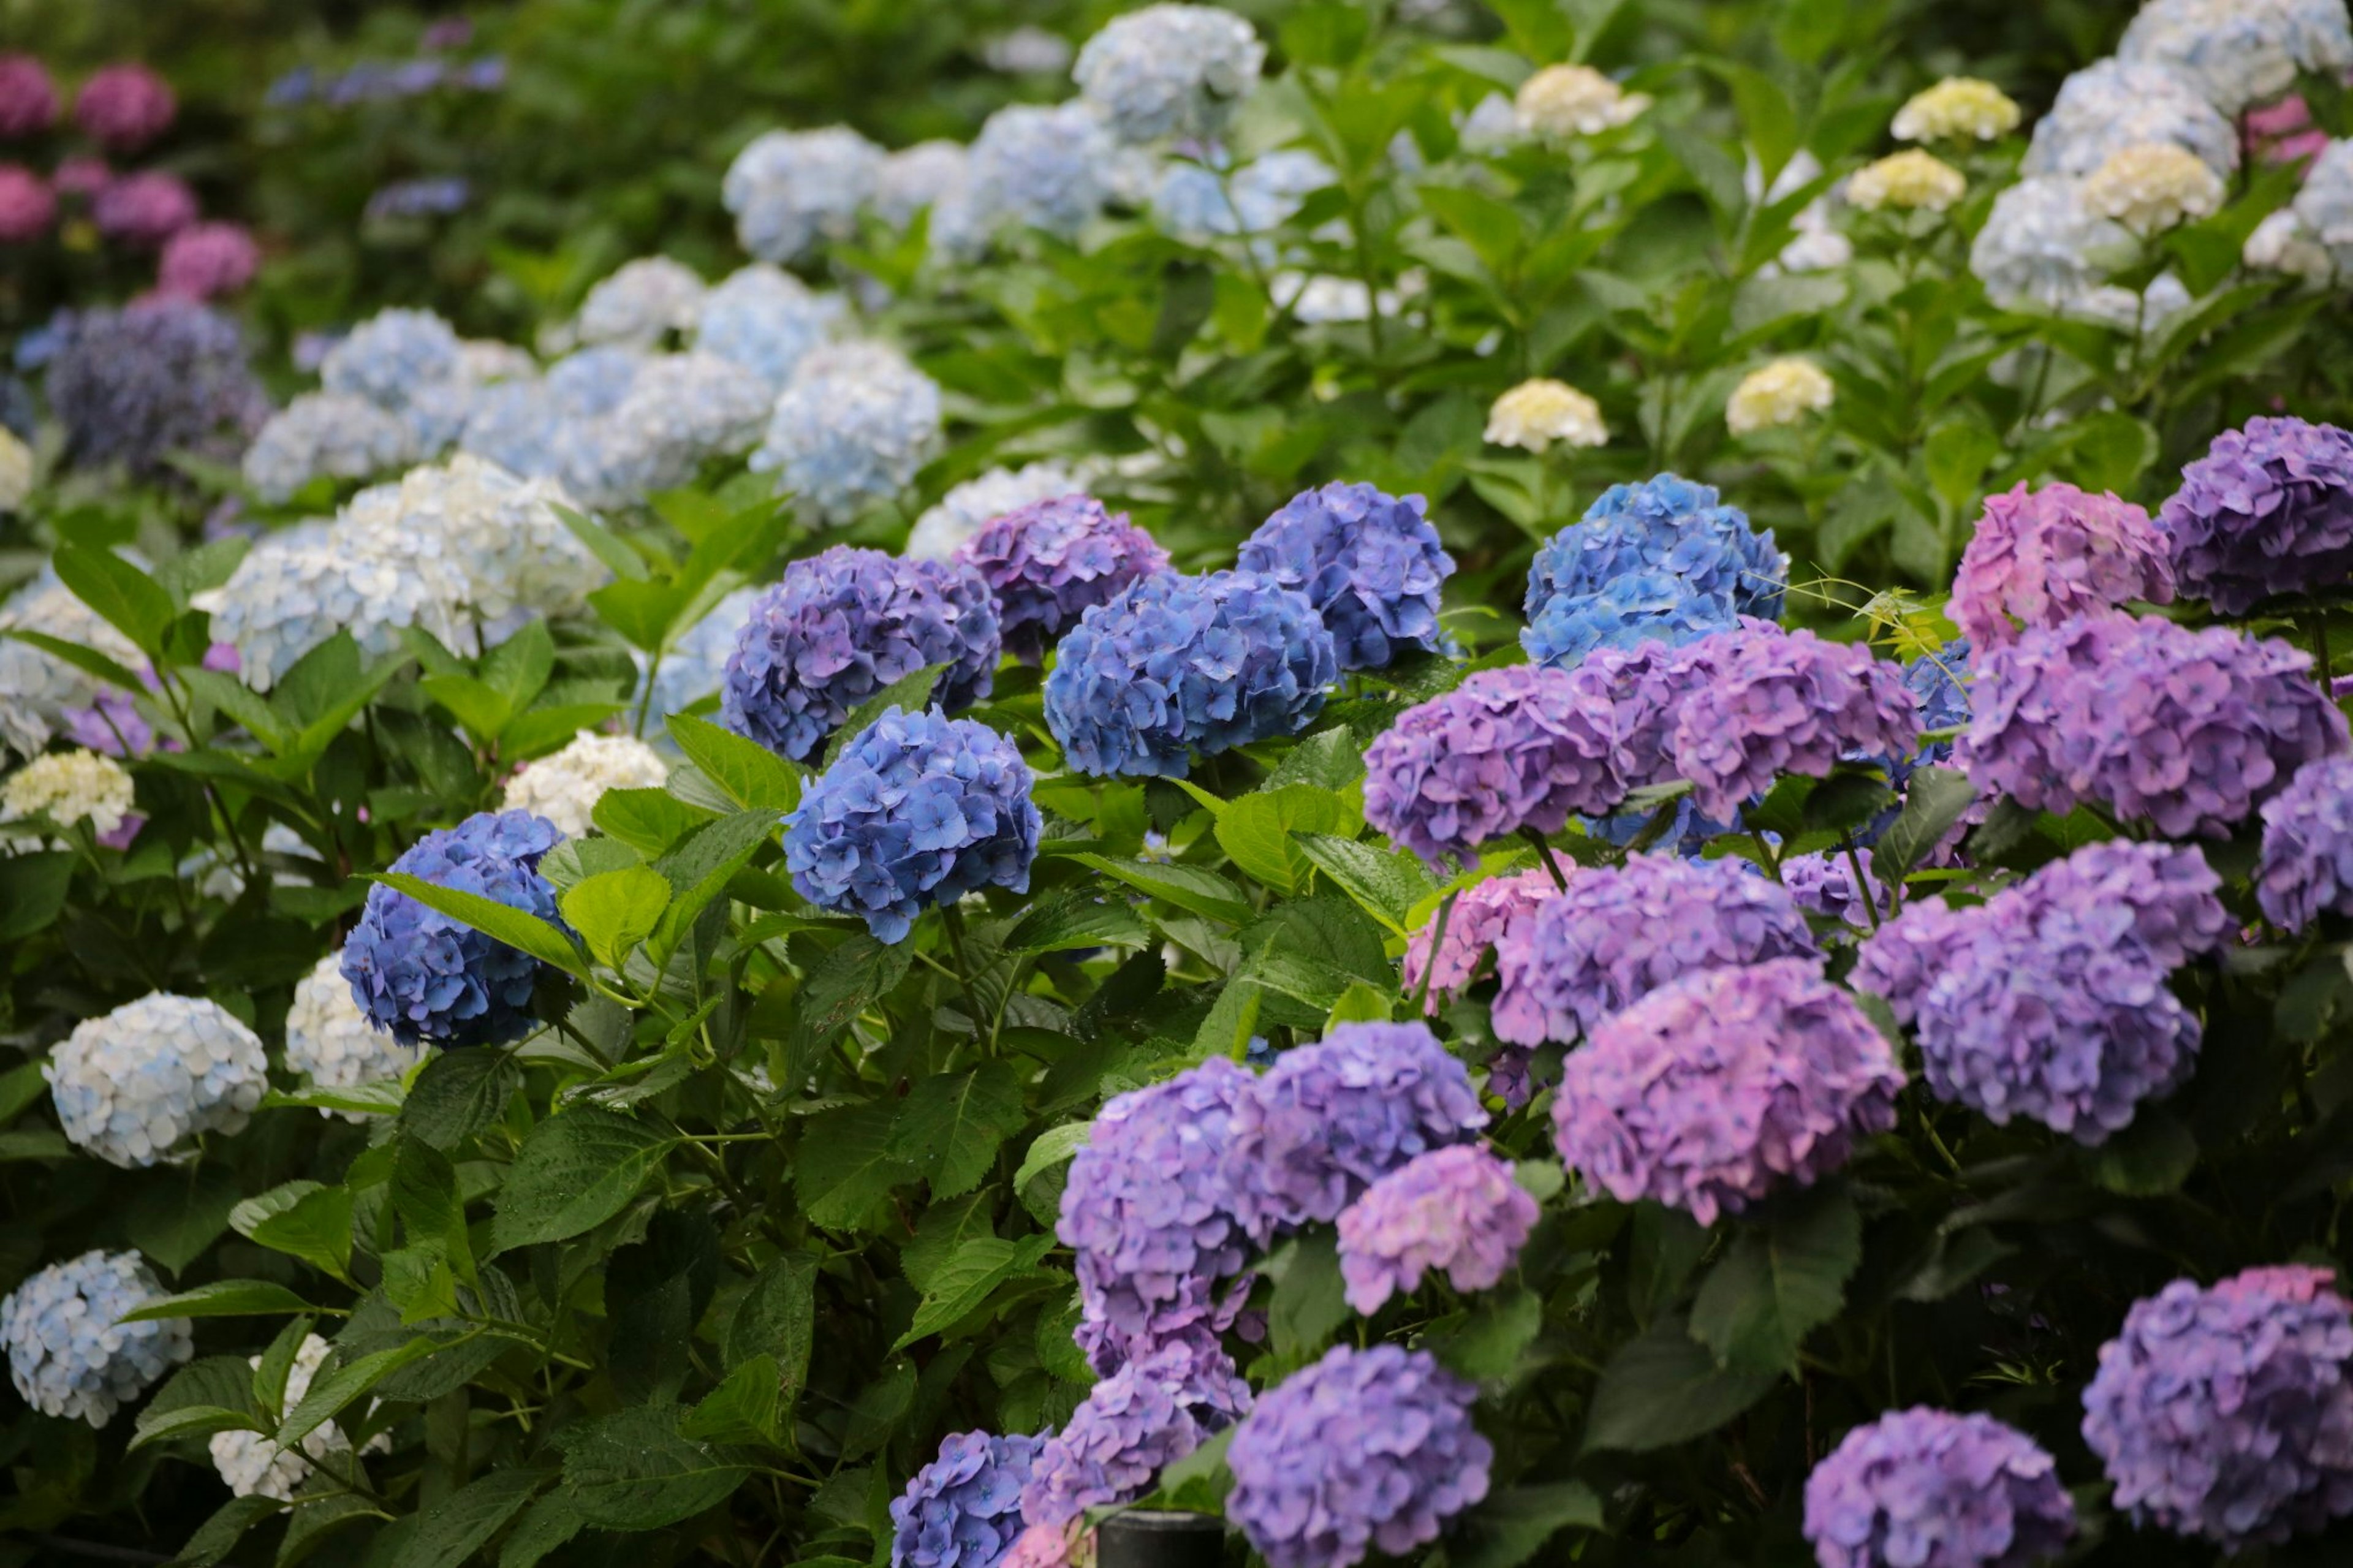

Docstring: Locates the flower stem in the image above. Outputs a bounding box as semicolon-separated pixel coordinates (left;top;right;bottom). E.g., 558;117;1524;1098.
1410;890;1457;1017
1522;829;1569;891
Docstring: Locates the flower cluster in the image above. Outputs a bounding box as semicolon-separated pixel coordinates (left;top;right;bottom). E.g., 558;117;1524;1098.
1781;849;1879;931
1727;357;1834;436
2257;756;2353;930
1401;869;1556;1011
284;953;419;1117
92;169;195;246
1969;176;2133;316
889;1430;1046;1568
1151;150;1334;240
1555;959;1904;1224
75;63;175;151
1483;377;1607;452
2023;58;2237;180
2118;0;2353;116
574;256;705;348
1522;474;1785;667
240;391;416;502
46;993;270;1168
1667;623;1920;821
722;547;1001;763
2082;1265;2353;1550
0;164;51;241
2083;142;2224;235
584;350;774;502
1960;611;2347;839
692;262;840;390
1890;78;2022;143
723;126;883;264
782;706;1040;944
501;730;670;838
0;1251;191;1427
957;101;1120;247
907;460;1089;561
341;810;569;1048
157;222;261;301
956;494;1169;662
193;518;468;689
0;575;146;756
1227;1344;1491;1568
2160;417;2353;614
45;300;267;474
321;307;461;409
1950;482;2175;646
0;56;56;137
1044;570;1338;778
1019;1339;1251;1529
339;455;609;636
873;140;968;229
1847;151;1966;213
1336;1145;1537;1314
1072;4;1265;145
1802;1407;2075;1568
1238;482;1453;670
751;341;942;521
2;748;136;838
210;1333;381;1500
1513;63;1650;138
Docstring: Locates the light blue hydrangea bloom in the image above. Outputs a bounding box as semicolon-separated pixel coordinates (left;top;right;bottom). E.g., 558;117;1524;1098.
45;994;270;1168
574;256;706;348
751;342;942;522
241;390;418;502
966;101;1118;242
692;263;842;391
1073;3;1267;145
724;125;886;263
1;1251;192;1426
320;307;462;410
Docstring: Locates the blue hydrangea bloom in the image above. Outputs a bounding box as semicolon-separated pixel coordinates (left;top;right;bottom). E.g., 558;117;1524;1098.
721;547;1001;763
546;345;647;417
1238;482;1454;670
320;307;462;410
724;126;885;265
1903;637;1972;768
458;380;565;477
891;1430;1045;1568
1522;474;1787;668
964;101;1117;243
1044;570;1339;778
784;706;1040;944
751;343;943;523
341;810;569;1048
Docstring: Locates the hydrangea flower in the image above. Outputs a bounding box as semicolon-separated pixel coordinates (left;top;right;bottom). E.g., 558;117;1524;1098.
2284;140;2353;279
1020;1339;1251;1529
2258;756;2353;931
1781;849;1879;931
724;125;885;263
2119;0;2353;116
585;350;773;502
284;952;420;1119
90;169;195;246
1221;1022;1487;1247
1847;151;1966;213
0;56;58;137
546;344;646;415
156;222;260;300
1803;1407;2075;1568
955;493;1169;662
1904;639;1972;765
1555;958;1903;1224
2161;416;2353;614
1667;623;1921;822
751;341;943;522
75;63;176;150
210;1333;385;1499
1072;4;1265;145
722;547;1001;763
1228;1344;1491;1568
1727;357;1835;436
2024;60;2237;179
1401;869;1556;1011
692;263;839;390
1855;841;2228;1143
320;307;462;410
193;518;471;689
1891;78;2022;143
963;101;1119;243
2083;1265;2353;1550
0;575;147;756
46;300;267;474
1960;611;2347;839
241;390;417;501
502;730;670;838
1151;150;1334;239
782;706;1040;944
1044;570;1338;778
2;748;136;838
0;164;53;241
907;460;1090;562
1969;176;2133;315
1522;475;1785;668
1238;482;1453;670
1337;1145;1537;1314
873;140;969;229
2083;143;2225;235
341;809;569;1048
1514;63;1650;138
337;455;608;637
1951;483;2175;648
1;1251;191;1426
574;256;705;347
1483;377;1607;452
46;994;269;1168
890;1430;1046;1568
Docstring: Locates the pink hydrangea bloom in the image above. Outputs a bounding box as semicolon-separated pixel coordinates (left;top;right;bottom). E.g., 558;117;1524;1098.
0;163;54;243
1950;482;2175;647
75;64;176;151
156;222;259;299
0;55;58;138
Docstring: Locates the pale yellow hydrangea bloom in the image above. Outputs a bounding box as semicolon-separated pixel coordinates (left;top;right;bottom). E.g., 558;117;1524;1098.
2083;143;2224;236
1514;64;1650;139
1891;78;2021;143
501;729;670;838
1727;358;1835;436
2;749;136;837
0;426;31;513
1484;379;1608;452
1847;150;1968;213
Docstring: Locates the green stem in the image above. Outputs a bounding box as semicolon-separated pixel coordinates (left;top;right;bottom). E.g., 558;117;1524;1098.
1840;831;1881;931
2312;610;2335;689
1411;891;1457;1017
938;903;991;1048
1521;828;1569;891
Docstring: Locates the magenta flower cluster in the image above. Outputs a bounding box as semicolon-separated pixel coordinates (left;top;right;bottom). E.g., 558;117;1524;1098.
2257;756;2353;931
1668;623;1921;821
0;56;56;138
74;64;176;152
0;164;51;243
1802;1407;2075;1568
1227;1344;1492;1568
1950;482;2175;647
1400;868;1555;1012
156;222;260;301
2160;416;2353;614
955;493;1169;662
1961;611;2347;839
1336;1144;1537;1314
1237;481;1455;670
1553;958;1904;1225
1018;1339;1250;1529
2082;1265;2353;1551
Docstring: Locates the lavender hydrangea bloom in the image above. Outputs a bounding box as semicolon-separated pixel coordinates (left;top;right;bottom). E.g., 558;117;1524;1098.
1522;474;1786;668
341;810;567;1048
782;706;1039;944
721;547;1000;763
1237;482;1453;670
1951;483;2175;646
1491;854;1819;1047
1337;1145;1537;1313
1803;1407;2075;1568
1555;958;1903;1224
1782;849;1877;931
320;308;461;411
46;300;267;474
91;170;194;246
955;494;1170;662
1044;570;1338;778
1059;1058;1256;1366
1228;1344;1491;1568
1961;611;2347;839
1401;868;1556;1012
1;1251;191;1427
2259;756;2353;930
1221;1022;1487;1247
1363;665;1627;866
2161;417;2353;614
1669;623;1921;822
1020;1339;1251;1529
890;1430;1047;1568
2082;1265;2353;1550
1854;841;2228;1143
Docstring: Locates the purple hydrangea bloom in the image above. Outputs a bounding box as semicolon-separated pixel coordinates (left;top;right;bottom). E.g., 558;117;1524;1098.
1221;1021;1487;1248
1336;1144;1538;1314
61;689;162;758
90;170;194;247
722;547;1001;763
1854;841;2227;1143
1019;1339;1251;1529
1782;849;1877;930
341;810;567;1048
1951;482;2175;648
1668;623;1921;822
1522;474;1786;668
1401;868;1555;1012
45;300;267;474
890;1430;1047;1568
1228;1344;1492;1568
954;494;1170;663
2082;1265;2353;1551
2161;416;2353;615
2258;756;2353;930
1059;1058;1256;1370
1363;664;1628;866
1960;611;2347;839
1043;570;1338;778
0;57;57;138
782;706;1038;944
1237;482;1454;670
1491;854;1819;1048
1553;958;1903;1225
75;64;176;151
1802;1407;2075;1568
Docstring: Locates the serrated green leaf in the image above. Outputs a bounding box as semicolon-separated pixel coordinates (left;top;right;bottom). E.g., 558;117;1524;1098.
1014;1123;1090;1227
1438;1284;1542;1381
1215;786;1354;893
365;872;588;980
1072;854;1251;925
0;849;72;940
666;713;802;812
559;865;672;969
276;1337;437;1448
1689;1184;1860;1375
1292;831;1436;934
56;540;175;657
1450;1482;1606;1568
680;1354;781;1446
496;1494;585;1568
248;1185;357;1286
490;1108;676;1252
1876;767;1977;888
891;1063;1028;1199
1582;1315;1777;1453
1270;1232;1349;1358
553;502;650;581
893;1234;1055;1350
170;1494;282;1567
392;1469;551;1568
1004;895;1150;955
400;1049;523;1151
556;1404;751;1529
797;1099;920;1230
119;1279;321;1324
2089;1110;2199;1196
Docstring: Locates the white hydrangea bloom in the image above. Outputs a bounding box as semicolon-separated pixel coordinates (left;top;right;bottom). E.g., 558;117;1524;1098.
874;140;972;230
189;822;321;903
2;749;135;838
723;126;886;264
1272;270;1419;324
1746;150;1852;274
455;340;539;385
1154;150;1337;241
575;257;708;349
1727;358;1835;436
2119;0;2353;115
0;425;31;512
283;952;419;1119
0;575;146;757
337;455;610;640
241;392;420;504
1072;3;1267;145
192;518;476;691
1891;77;2021;143
2023;59;2239;180
752;340;943;523
46;994;269;1168
1514;63;1651;138
2064;271;2195;335
906;461;1088;561
635;585;760;730
965;100;1120;244
502;730;670;837
1485;379;1608;452
208;1334;386;1499
1;1251;191;1427
2289;138;2353;276
1846;150;1966;213
2082;142;2225;235
983;25;1075;75
1969;174;2134;314
582;352;776;504
2246;206;2335;278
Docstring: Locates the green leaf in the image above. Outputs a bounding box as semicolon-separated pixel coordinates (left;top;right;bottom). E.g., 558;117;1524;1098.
248;1184;357;1286
55;540;176;657
119;1279;321;1324
1216;786;1355;893
0;849;73;940
1439;1284;1542;1381
491;1108;677;1252
365;872;588;979
2;627;150;695
170;1494;282;1567
893;1234;1055;1350
680;1354;782;1446
726;1254;817;1429
825;663;944;766
1004;895;1150;956
666;713;802;812
393;1469;551;1568
589;788;709;856
1875;766;1977;888
797;1100;920;1231
277;1491;381;1566
1292;831;1437;934
646;808;779;962
0;1059;47;1126
789;935;914;1057
890;1063;1028;1200
126;1165;242;1276
1270;1232;1349;1359
557;1404;752;1529
2089;1109;2199;1196
419;673;517;742
479;618;556;714
1014;1123;1091;1227
559;865;672;969
1070;854;1251;925
1156;1425;1233;1513
496;1494;586;1568
153;537;252;607
400;1049;523;1151
1268;727;1366;792
1450;1482;1607;1568
1689;1185;1862;1375
179;667;293;751
1583;1314;1777;1452
276;1337;438;1448
553;502;650;581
